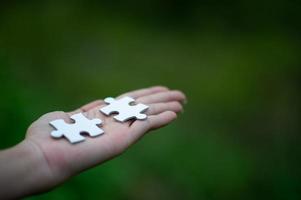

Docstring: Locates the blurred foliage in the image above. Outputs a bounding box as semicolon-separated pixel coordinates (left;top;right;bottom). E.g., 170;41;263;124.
0;0;300;199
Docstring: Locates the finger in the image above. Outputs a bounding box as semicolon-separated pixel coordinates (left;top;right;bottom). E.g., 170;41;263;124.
129;111;177;140
68;100;104;115
35;111;70;123
146;101;183;115
137;90;186;104
81;100;104;111
117;86;169;99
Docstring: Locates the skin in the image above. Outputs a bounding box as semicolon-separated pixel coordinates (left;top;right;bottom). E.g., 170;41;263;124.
0;86;186;199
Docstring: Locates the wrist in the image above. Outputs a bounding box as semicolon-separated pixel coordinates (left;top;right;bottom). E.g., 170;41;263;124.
20;139;58;194
0;140;56;198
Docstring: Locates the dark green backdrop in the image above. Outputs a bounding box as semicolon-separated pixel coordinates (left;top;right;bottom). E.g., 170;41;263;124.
0;1;300;199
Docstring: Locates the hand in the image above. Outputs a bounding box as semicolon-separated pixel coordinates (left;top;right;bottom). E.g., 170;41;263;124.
23;86;186;196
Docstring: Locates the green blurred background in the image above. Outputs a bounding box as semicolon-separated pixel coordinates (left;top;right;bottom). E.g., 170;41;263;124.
0;1;300;199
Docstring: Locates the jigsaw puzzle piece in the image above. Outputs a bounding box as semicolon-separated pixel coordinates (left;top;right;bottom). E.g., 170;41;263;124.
70;113;103;137
114;103;148;121
49;113;103;144
100;96;149;122
50;119;83;142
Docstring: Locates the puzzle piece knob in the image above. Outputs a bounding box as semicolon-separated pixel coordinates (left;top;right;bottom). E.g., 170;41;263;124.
104;97;115;104
136;113;147;120
51;130;63;138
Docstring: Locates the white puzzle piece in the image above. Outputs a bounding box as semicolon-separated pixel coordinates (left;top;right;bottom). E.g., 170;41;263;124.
49;113;104;144
100;96;149;122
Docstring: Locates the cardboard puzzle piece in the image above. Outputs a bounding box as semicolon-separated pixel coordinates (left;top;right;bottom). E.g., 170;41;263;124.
49;113;103;144
100;96;149;122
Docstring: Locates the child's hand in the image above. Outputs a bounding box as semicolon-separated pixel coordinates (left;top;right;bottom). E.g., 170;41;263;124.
23;86;186;195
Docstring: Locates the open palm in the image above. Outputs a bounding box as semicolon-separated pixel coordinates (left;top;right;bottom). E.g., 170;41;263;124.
25;86;186;188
